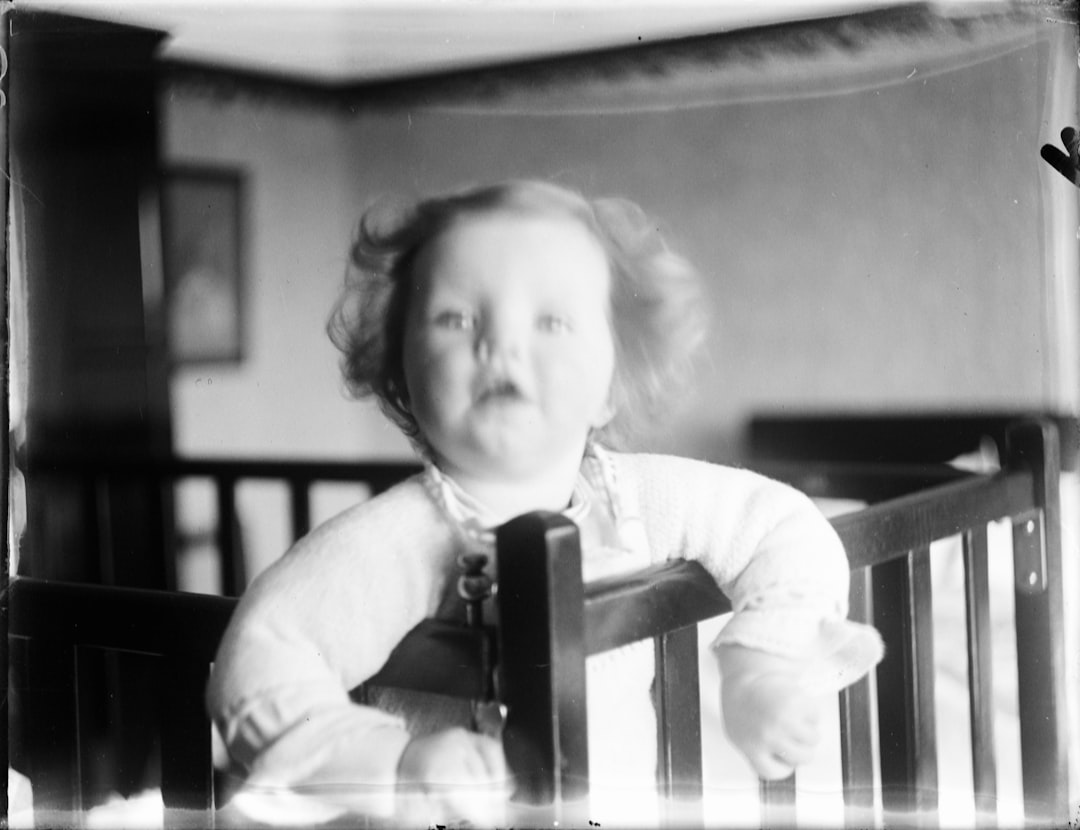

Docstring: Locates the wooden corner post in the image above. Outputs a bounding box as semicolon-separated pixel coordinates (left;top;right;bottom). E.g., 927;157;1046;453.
1006;419;1069;826
496;512;590;825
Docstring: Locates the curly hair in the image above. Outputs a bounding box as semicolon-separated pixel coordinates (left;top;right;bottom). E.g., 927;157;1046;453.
327;179;708;450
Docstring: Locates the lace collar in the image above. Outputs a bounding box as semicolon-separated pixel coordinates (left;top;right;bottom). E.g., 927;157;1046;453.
422;444;628;546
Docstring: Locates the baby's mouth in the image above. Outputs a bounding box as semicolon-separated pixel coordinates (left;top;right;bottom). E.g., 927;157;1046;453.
476;378;526;404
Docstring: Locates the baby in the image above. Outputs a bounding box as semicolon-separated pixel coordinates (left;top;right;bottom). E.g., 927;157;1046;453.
207;180;882;827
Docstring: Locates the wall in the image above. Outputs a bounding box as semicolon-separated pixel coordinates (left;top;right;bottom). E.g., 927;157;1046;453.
160;86;412;585
165;35;1073;463
341;33;1070;459
161;30;1077;581
161;86;412;462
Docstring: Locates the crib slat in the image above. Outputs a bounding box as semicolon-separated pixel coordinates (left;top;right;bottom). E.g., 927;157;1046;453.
654;625;703;827
1007;421;1069;826
158;474;180;592
289;477;311;542
961;525;997;826
92;475;115;584
839;567;875;828
21;639;82;821
496;512;589;824
77;475;103;582
4;633;13;820
161;657;215;826
759;775;796;828
906;547;938;817
216;476;245;595
873;548;937;822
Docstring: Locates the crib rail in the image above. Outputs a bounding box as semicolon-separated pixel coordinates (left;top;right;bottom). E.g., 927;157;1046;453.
836;420;1066;827
8;578;236;828
495;515;734;826
26;453;419;594
9;420;1067;828
491;419;1067;828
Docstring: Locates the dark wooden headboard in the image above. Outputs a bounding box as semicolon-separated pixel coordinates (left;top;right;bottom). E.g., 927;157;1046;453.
748;411;1079;470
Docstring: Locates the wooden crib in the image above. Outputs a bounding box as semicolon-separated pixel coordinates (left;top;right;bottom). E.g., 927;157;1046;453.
7;418;1071;828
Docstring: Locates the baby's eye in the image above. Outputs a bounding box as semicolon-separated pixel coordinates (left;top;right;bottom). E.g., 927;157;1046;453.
537;314;573;334
433;310;476;331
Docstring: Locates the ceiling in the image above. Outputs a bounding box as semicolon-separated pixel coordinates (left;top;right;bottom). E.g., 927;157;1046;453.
15;0;1018;84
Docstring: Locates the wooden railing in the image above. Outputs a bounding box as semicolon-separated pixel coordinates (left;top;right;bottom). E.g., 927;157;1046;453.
26;455;420;594
8;578;236;827
486;419;1068;827
831;420;1068;827
9;420;1069;827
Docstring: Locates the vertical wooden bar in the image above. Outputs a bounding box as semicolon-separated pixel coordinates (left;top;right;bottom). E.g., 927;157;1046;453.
759;774;797;828
873;555;908;816
872;548;937;824
93;476;115;584
160;657;215;828
840;566;876;828
289;478;312;542
961;525;997;827
654;625;704;828
24;641;82;825
5;635;22;826
216;476;244;596
496;512;589;826
1007;414;1068;826
79;476;102;582
158;471;179;592
8;629;22;822
907;548;938;821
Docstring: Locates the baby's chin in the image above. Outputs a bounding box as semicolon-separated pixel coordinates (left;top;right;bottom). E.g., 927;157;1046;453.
465;401;541;438
447;432;589;481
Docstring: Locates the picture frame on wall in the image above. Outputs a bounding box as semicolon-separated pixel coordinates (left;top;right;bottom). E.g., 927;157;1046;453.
161;165;246;365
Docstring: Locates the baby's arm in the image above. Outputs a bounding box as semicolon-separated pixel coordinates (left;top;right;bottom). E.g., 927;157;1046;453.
207;490;510;824
707;474;883;778
210;609;411;817
716;645;825;780
718;613;883;779
212;594;510;826
632;455;883;778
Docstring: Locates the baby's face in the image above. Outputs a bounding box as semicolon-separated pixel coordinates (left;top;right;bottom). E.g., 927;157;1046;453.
402;211;616;482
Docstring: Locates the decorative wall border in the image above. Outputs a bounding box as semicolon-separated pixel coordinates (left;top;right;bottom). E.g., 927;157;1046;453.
160;3;1048;116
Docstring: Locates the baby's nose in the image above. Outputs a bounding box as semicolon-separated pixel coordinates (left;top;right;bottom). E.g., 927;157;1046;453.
477;318;525;362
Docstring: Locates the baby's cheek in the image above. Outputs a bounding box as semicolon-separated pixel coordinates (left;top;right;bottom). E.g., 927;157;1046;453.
544;360;593;398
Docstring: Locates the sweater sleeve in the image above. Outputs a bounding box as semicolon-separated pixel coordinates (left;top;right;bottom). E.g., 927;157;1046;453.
206;482;451;819
628;454;882;680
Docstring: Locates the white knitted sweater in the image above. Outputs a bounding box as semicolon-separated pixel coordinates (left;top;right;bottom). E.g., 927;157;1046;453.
207;451;869;822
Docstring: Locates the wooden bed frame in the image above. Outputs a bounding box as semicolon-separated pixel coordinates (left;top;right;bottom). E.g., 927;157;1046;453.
7;419;1070;828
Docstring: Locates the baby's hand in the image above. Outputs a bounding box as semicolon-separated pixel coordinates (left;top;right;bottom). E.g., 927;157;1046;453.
718;646;824;780
397;727;510;825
